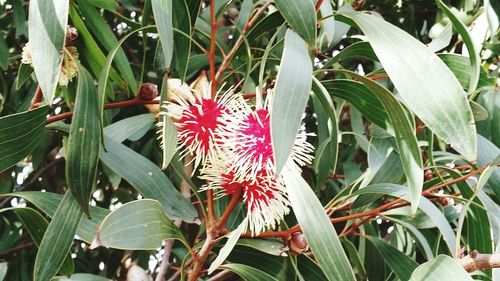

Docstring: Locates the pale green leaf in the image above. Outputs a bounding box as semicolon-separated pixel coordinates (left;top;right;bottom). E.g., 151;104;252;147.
274;0;316;45
208;218;248;274
366;236;418;280
66;65;101;215
94;199;185;250
282;166;355;281
339;10;476;161
28;0;69;103
152;0;174;68
409;255;473;281
0;106;49;172
271;29;312;174
221;263;280;281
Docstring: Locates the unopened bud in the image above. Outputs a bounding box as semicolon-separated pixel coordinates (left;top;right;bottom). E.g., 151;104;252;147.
65;26;78;46
138;83;158;101
289;232;309;255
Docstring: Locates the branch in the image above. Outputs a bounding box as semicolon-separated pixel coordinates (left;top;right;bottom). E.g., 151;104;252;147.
214;2;271;82
209;0;217;98
459;251;500;272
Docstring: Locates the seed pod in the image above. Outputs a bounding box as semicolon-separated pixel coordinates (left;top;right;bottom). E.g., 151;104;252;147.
138;83;158;101
288;232;309;255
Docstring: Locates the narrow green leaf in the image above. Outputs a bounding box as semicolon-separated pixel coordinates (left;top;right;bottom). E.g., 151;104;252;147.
322;79;389;131
221;263;280;281
320;41;377;73
410;255;473;281
271;29;312;174
172;0;192;80
12;208;74;275
236;238;284;256
34;192;83;281
152;0;174;69
318;0;335;49
53;273;110;281
339;71;423;213
339;10;477;161
28;0;69;103
0;35;9;70
94;199;185;250
427;23;452;52
384;216;434;261
439;54;494;90
99;137;197;222
0;106;49;172
104;114;155;143
76;1;137;91
85;0;119;11
8;191;109;244
435;0;480;94
274;0;316;45
97;26;153;141
66;65;101;215
159;114;178;169
0;262;6;281
477;91;500;148
208;218;248;274
366;236;418;280
16;63;34;90
282;166;356;281
348;184;457;254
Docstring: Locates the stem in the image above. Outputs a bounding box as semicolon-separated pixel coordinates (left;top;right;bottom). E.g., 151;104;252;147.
209;0;217;98
30;86;43;109
214;2;271;82
460;251;500;272
315;0;324;12
45;98;159;124
217;190;242;230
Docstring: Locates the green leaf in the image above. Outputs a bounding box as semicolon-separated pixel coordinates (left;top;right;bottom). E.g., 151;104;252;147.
236;238;284;256
76;1;136;91
297;254;329;281
384;216;434;261
476;135;500;199
282;166;355;281
208;218;248;274
53;273;110;281
0;106;49;172
66;65;101;215
159;114;177;169
104;114;155;143
93;199;185;250
365;236;418;280
28;0;69;103
274;0;316;45
16;63;34;90
84;0;118;11
349;184;457;254
0;262;6;281
12;208;74;275
97;26;153;138
99;137;197;222
322;79;389;131
320;41;377;73
409;255;473;281
439;54;494;90
7;191;109;244
339;10;477;161
0;35;9;70
152;0;174;69
435;0;480;94
477;91;500;147
271;29;312;174
34;192;83;281
338;71;423;213
221;263;280;281
172;0;192;80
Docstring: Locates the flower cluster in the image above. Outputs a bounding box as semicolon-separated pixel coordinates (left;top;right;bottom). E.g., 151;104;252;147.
162;75;314;235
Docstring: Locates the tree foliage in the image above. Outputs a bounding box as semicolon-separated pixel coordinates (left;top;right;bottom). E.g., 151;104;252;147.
0;0;499;280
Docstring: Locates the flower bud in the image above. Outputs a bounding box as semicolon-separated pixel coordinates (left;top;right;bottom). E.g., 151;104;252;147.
138;83;158;101
288;232;309;255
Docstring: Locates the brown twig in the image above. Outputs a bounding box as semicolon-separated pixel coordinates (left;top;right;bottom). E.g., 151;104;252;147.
214;2;271;82
217;190;242;230
459;251;500;272
315;0;324;12
30;86;43;109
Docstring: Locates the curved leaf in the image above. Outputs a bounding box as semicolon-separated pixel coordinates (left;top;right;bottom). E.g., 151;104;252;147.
66;65;101;215
152;0;174;69
338;71;423;213
221;263;280;281
271;29;312;174
339;10;476;161
274;0;316;45
282;165;356;281
410;255;473;281
99;137;197;222
0;106;49;172
34;192;83;281
94;199;185;250
28;0;69;103
366;236;418;280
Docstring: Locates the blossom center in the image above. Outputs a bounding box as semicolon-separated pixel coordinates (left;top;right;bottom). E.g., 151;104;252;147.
236;109;273;165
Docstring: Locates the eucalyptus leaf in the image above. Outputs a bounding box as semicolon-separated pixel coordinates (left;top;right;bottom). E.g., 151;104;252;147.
28;0;69;103
221;263;280;281
409;255;473;281
274;0;316;45
152;0;174;69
